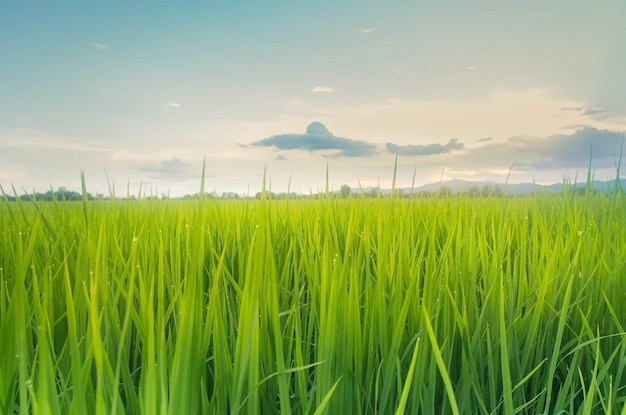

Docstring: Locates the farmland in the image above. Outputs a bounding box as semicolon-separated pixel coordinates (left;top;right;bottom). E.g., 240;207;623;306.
1;188;625;414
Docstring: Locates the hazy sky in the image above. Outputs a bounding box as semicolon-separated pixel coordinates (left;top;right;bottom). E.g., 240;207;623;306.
1;1;625;196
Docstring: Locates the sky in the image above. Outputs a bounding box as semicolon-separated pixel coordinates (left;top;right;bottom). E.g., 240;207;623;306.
1;0;625;197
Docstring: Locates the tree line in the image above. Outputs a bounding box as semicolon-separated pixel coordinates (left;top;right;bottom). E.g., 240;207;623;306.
2;183;598;202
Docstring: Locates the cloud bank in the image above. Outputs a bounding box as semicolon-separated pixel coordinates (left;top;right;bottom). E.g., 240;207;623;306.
386;138;464;156
505;127;624;168
439;127;625;177
251;122;376;157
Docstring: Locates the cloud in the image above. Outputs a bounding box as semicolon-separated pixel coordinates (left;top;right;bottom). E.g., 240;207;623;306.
275;154;287;161
478;137;493;142
386;127;626;187
561;106;584;111
139;158;194;179
288;98;306;106
582;107;607;116
465;65;476;71
441;127;625;175
311;86;336;93
560;124;590;131
251;121;376;157
386;138;465;156
0;128;108;152
361;27;375;34
163;102;181;108
311;88;619;142
506;127;624;168
0;128;117;192
92;43;109;50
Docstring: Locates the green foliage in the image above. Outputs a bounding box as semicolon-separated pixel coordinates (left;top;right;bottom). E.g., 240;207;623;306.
0;189;625;414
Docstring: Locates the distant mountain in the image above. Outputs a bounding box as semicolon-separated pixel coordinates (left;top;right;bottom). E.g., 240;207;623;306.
349;178;624;196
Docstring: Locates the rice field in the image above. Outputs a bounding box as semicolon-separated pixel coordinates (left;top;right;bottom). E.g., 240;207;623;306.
1;184;625;414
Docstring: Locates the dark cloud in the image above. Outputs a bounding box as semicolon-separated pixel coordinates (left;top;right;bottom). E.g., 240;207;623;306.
410;127;625;183
478;137;493;142
275;154;287;161
251;122;376;157
450;127;623;173
386;138;464;156
561;106;584;111
507;127;624;169
139;158;194;179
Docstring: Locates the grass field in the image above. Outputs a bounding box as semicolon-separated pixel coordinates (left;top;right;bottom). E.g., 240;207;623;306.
1;184;625;414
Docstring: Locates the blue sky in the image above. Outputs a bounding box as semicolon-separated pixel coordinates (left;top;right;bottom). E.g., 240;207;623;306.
1;1;625;196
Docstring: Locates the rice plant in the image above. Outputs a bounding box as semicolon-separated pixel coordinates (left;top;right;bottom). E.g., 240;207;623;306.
0;181;625;414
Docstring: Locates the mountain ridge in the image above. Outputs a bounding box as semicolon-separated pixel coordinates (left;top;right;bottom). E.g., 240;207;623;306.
351;178;625;196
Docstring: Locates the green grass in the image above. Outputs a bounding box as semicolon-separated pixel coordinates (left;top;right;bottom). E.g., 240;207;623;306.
1;187;625;414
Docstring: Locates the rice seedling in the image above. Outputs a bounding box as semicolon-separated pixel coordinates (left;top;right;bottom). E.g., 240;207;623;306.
0;179;625;414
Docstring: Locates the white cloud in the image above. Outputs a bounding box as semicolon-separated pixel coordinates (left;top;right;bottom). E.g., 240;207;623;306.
288;98;306;107
465;65;476;71
311;86;337;93
0;128;108;152
163;102;182;108
361;27;376;34
92;43;109;50
386;98;402;104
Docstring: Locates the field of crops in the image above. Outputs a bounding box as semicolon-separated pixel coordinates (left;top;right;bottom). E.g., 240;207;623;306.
1;188;625;414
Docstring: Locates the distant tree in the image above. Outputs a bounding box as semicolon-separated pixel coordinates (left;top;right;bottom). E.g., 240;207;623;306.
493;184;503;197
56;187;82;201
437;186;452;197
466;186;481;197
340;184;351;198
220;192;240;200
